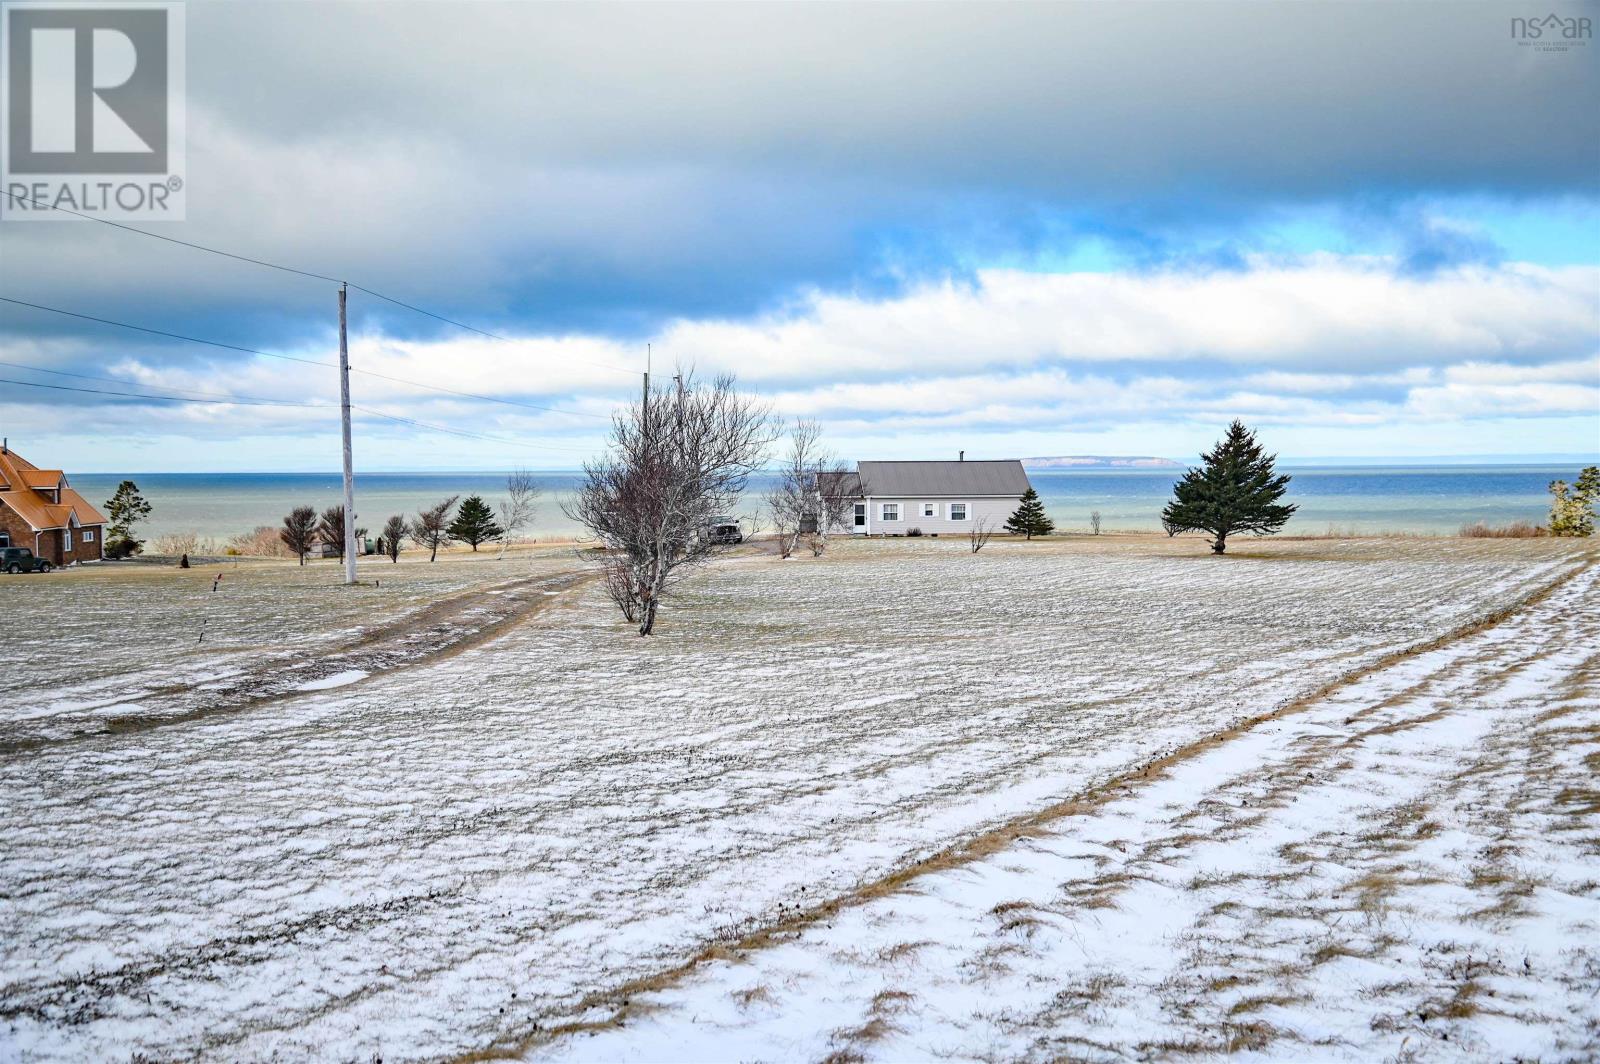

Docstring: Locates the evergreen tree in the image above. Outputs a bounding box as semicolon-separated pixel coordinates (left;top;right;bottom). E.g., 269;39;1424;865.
104;480;152;557
447;495;504;552
1004;487;1055;540
1162;420;1295;554
1549;465;1599;537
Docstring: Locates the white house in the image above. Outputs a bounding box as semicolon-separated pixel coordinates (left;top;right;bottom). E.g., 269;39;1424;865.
823;459;1033;536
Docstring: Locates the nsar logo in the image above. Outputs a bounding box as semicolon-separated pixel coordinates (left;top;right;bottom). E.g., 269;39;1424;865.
1510;12;1592;49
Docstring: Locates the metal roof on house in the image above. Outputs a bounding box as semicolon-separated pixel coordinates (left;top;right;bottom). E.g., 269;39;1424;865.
855;460;1031;498
0;447;107;531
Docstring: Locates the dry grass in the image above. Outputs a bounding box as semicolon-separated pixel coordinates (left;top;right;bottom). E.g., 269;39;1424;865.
1460;520;1548;538
1227;993;1306;1016
732;984;774;1008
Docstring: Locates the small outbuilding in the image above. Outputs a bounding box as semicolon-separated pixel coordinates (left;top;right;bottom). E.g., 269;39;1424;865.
824;458;1032;536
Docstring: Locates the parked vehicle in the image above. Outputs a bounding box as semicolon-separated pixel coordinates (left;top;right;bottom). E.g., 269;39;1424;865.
705;516;744;545
1;547;53;574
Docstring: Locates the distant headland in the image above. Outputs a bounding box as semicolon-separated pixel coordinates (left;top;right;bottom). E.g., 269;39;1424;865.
1023;456;1183;469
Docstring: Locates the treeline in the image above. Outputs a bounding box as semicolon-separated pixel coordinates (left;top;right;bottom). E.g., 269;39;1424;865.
274;471;540;565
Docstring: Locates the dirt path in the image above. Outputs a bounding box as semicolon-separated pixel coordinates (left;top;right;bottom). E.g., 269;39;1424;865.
0;567;596;753
526;561;1600;1062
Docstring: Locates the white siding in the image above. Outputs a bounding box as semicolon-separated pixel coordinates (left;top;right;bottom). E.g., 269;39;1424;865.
832;496;1020;535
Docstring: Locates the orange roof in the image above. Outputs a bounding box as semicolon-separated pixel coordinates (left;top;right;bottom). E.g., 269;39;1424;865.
0;446;107;531
0;489;72;531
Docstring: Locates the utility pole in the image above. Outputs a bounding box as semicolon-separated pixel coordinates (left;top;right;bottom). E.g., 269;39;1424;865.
338;282;357;586
642;342;651;436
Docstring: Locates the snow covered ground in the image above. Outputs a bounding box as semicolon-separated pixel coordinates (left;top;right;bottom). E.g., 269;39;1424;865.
0;548;585;748
553;553;1600;1063
0;536;1593;1061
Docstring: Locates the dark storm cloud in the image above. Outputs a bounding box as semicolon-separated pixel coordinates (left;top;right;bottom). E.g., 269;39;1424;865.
2;0;1596;359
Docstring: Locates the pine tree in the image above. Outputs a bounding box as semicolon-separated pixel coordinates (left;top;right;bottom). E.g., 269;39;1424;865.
1004;487;1055;540
1162;420;1295;554
103;480;152;557
447;495;504;552
1549;465;1599;537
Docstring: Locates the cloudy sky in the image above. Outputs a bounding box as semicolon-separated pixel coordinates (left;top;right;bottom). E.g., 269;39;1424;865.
1;0;1597;471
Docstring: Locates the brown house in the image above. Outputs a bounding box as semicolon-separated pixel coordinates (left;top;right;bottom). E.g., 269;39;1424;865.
0;442;107;565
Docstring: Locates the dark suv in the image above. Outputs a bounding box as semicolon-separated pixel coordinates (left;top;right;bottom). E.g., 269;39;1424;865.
1;547;53;574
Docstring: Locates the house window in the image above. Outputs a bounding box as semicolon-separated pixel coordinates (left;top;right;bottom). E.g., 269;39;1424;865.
921;502;937;518
82;530;95;543
950;502;969;521
881;503;900;522
62;529;72;552
0;532;9;547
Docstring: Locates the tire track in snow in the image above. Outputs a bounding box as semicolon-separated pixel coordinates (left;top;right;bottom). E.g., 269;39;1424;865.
494;557;1599;1061
0;568;596;754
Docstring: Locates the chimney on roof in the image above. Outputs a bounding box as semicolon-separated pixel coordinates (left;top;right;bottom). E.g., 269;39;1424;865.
959;450;965;462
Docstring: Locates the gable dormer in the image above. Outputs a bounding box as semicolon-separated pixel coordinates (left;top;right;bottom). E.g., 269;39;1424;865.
22;469;66;503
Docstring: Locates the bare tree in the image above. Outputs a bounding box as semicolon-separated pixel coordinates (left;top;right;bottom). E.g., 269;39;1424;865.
316;506;366;562
766;418;857;560
598;552;638;623
969;516;996;553
280;506;317;566
567;370;776;635
381;514;406;563
496;468;541;558
409;496;459;562
1089;510;1102;536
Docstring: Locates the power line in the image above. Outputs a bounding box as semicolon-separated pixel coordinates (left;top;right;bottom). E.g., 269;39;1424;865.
0;295;334;368
347;283;514;343
0;187;638;376
0;375;324;407
1;374;599;455
0;295;613;418
0;188;343;284
0;358;318;407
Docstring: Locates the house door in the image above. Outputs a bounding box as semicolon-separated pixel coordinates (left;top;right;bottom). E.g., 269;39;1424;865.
853;503;867;528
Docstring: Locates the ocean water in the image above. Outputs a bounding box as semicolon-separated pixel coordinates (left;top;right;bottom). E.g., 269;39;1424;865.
65;465;1588;544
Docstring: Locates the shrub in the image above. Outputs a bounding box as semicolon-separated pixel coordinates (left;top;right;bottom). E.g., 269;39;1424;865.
227;525;292;557
906;527;923;537
151;531;217;556
1460;520;1545;538
103;536;142;559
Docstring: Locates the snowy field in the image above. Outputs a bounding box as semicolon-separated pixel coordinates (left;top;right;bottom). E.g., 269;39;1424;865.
0;535;1594;1061
0;548;586;749
562;554;1600;1063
